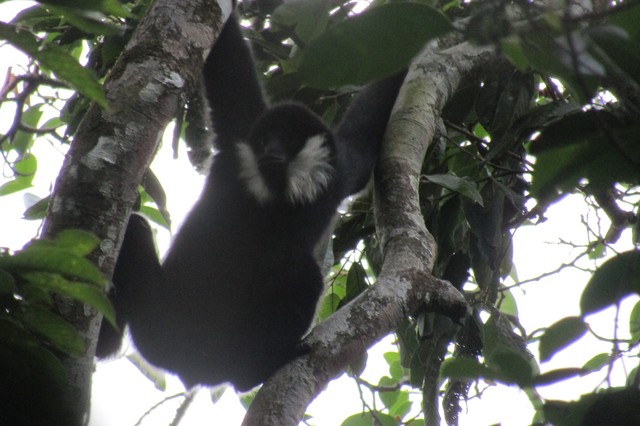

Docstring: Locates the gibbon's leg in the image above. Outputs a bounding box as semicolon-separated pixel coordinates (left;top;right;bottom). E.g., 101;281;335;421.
95;215;161;357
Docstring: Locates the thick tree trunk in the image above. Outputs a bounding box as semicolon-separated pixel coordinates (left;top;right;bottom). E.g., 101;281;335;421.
41;0;227;422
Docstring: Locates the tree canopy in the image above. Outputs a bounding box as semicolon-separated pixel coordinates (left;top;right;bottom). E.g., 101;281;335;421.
0;0;639;425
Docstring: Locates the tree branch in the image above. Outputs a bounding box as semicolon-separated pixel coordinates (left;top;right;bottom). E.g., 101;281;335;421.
243;41;498;426
593;189;636;244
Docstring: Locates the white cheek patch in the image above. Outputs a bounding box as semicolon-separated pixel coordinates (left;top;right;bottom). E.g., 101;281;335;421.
237;142;272;203
287;134;335;205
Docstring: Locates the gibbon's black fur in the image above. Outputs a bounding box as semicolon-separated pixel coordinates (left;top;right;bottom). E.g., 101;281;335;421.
97;15;405;391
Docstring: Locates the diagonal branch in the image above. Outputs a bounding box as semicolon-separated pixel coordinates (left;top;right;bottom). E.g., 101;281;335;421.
243;41;498;426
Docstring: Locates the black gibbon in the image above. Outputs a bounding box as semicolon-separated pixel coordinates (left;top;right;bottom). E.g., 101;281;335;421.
96;14;406;391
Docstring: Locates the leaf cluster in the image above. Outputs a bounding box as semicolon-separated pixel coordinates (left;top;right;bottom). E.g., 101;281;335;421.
0;0;149;199
319;2;640;425
0;229;111;423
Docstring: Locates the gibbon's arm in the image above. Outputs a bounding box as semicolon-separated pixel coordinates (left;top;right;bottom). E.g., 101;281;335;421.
95;215;160;357
109;215;161;325
334;71;406;197
203;15;268;152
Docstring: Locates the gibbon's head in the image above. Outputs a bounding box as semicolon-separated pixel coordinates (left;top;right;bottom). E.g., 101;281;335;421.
237;103;336;205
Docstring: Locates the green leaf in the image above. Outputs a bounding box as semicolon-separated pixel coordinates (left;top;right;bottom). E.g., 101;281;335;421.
341;411;398;426
126;351;167;391
545;388;640;426
317;292;341;320
18;276;53;304
588;24;640;87
23;196;50;220
534;368;582;386
440;357;500;382
608;2;640;41
345;262;368;301
0;317;67;395
390;399;412;419
483;313;525;360
14;153;38;181
47;5;124;36
0;178;32;196
497;286;518;317
410;344;431;388
388;358;404;382
529;112;640;200
383;351;400;365
588;242;606;260
395;319;418;374
539;316;587;362
447;142;483;181
529;111;618;154
0;22;107;108
17;305;84;356
0;269;16;294
520;31;602;100
37;0;130;17
484;312;537;385
272;0;330;44
53;229;100;257
378;376;400;408
424;174;484;206
629;300;640;342
491;351;536;386
0;246;104;286
581;353;610;374
239;387;258;409
11;6;62;31
12;104;44;154
381;352;403;381
580;250;640;315
22;273;115;326
627;366;639;387
12;4;123;37
328;271;347;299
209;386;226;404
501;36;530;71
299;3;453;88
40;116;64;131
139;205;170;230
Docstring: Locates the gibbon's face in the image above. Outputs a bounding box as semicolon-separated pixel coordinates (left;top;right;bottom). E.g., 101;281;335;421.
238;104;336;205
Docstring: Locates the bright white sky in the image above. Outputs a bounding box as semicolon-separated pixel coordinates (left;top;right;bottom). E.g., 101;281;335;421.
1;2;637;425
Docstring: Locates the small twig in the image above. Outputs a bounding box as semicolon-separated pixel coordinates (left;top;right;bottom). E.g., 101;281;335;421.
354;376;406;393
170;387;199;426
134;392;188;426
593;189;636;244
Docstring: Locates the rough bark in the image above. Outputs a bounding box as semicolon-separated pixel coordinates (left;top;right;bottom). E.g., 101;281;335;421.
41;0;227;423
242;41;497;426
